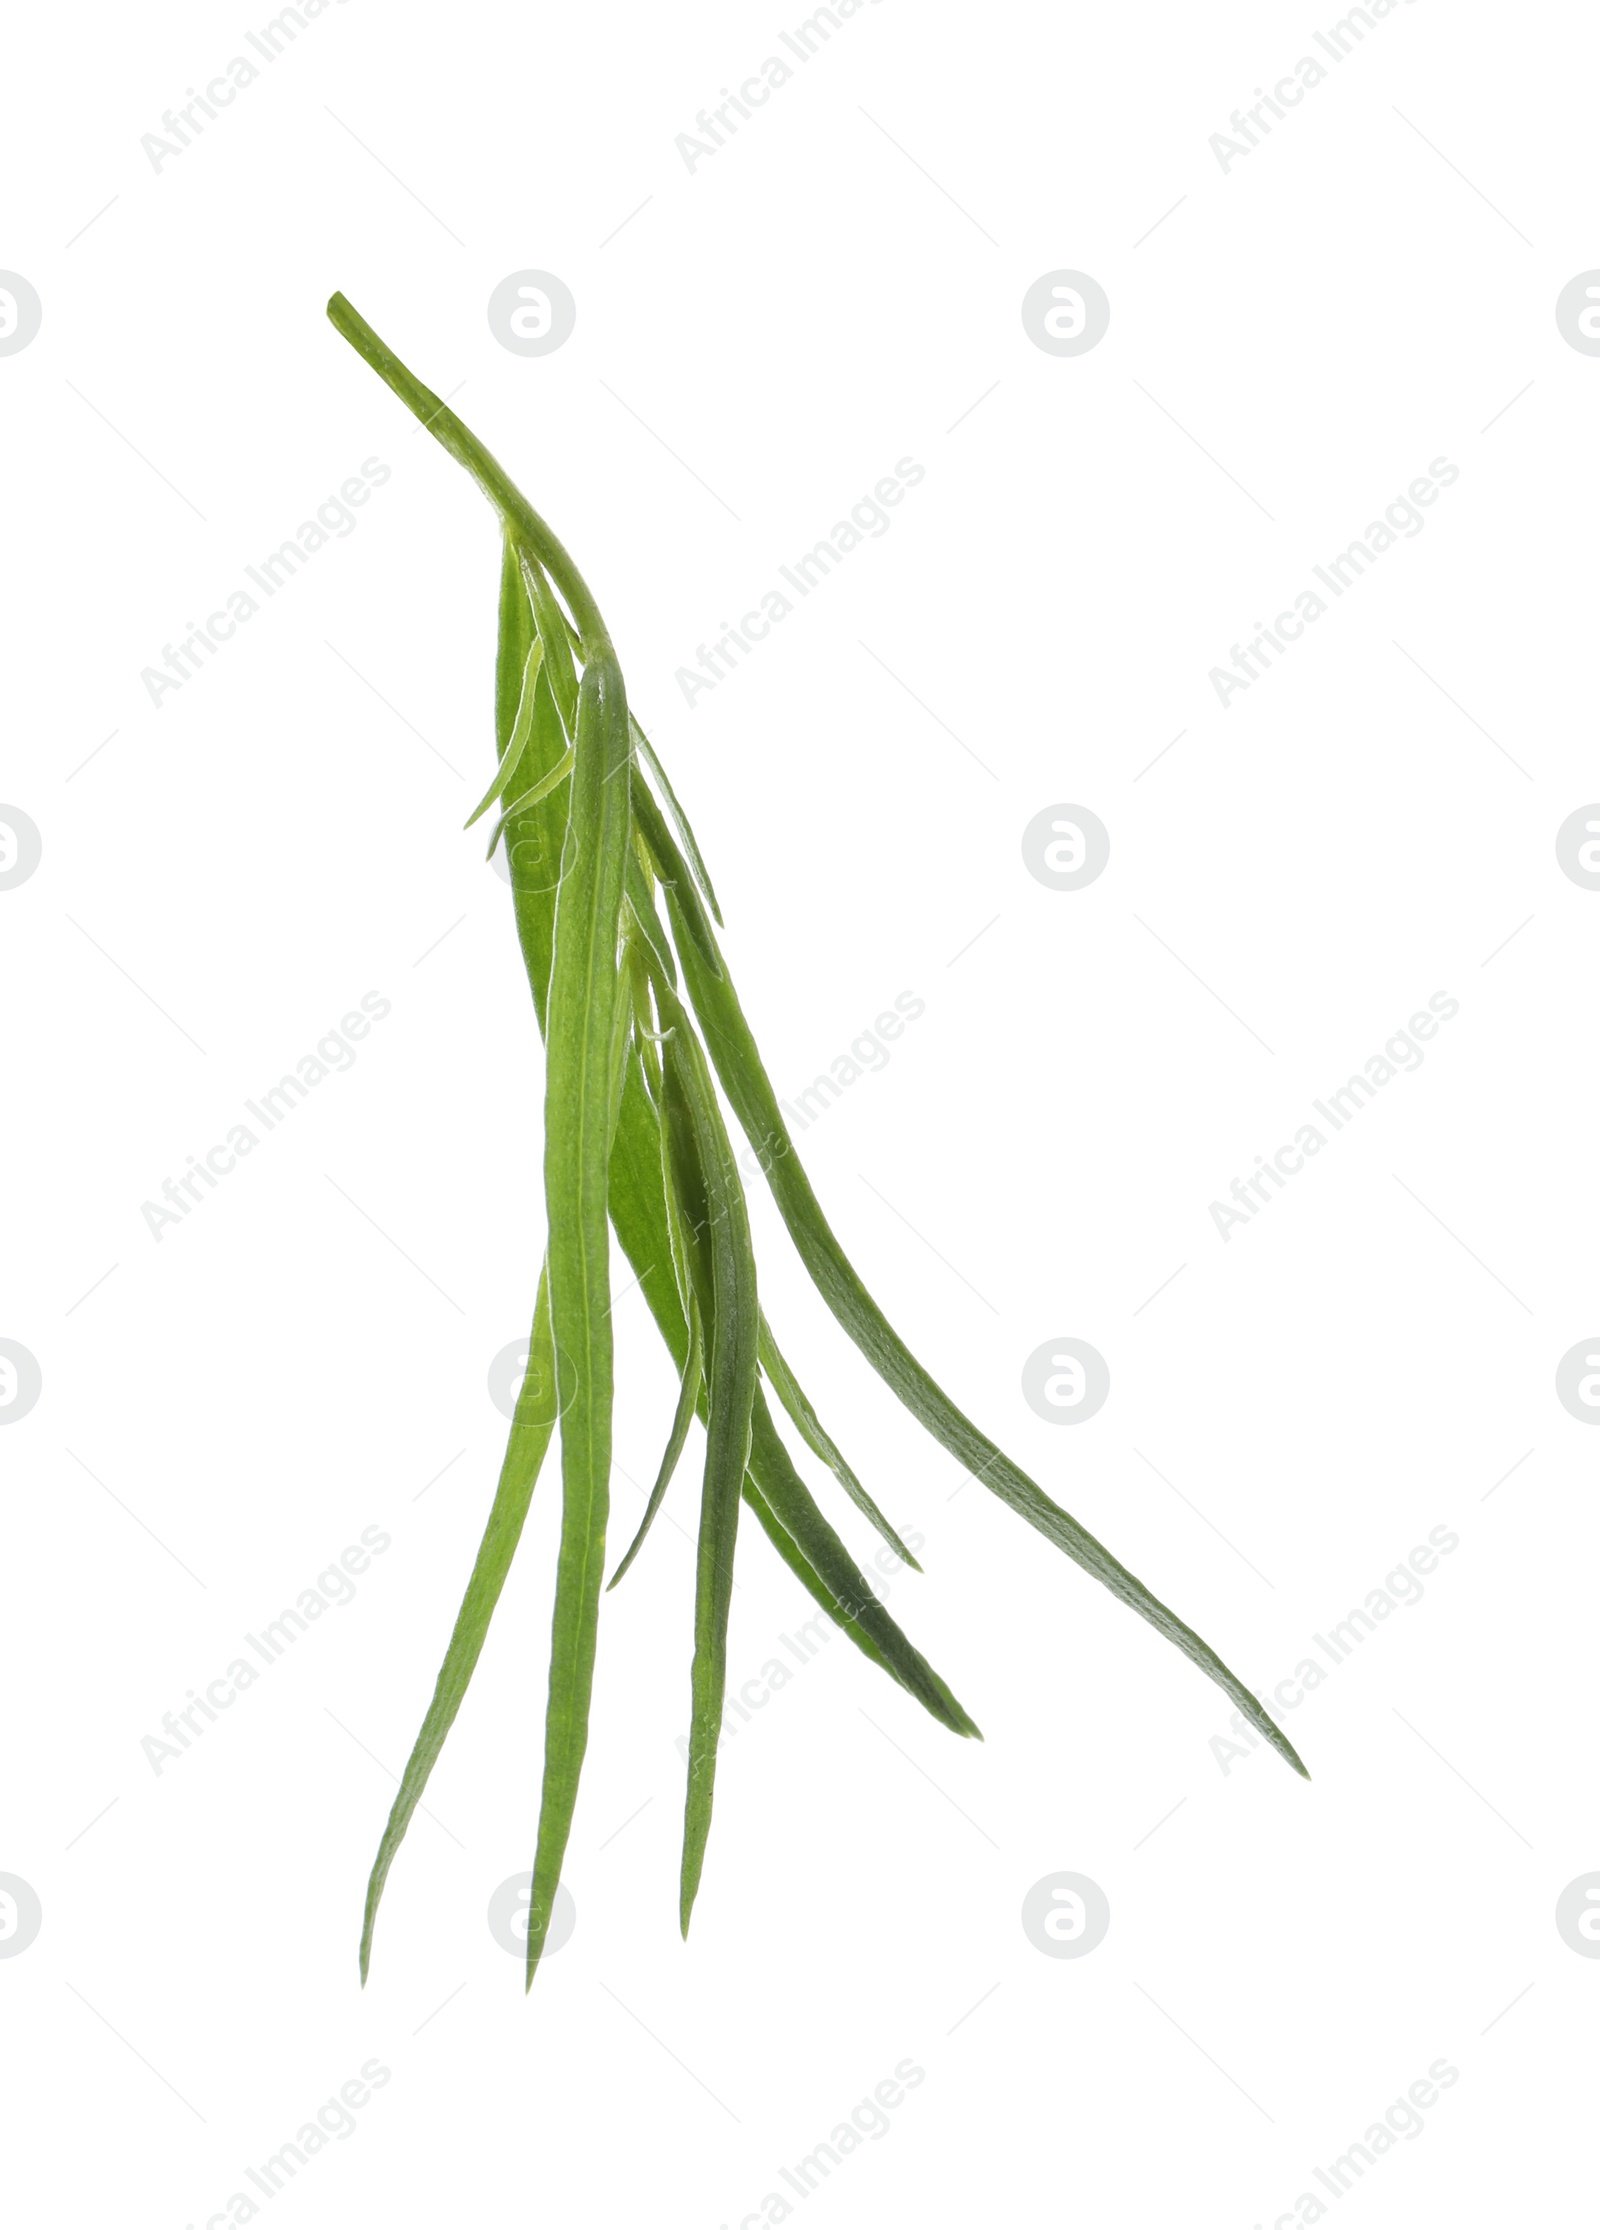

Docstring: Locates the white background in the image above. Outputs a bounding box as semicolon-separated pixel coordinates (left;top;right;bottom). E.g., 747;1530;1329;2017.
3;1;1596;2223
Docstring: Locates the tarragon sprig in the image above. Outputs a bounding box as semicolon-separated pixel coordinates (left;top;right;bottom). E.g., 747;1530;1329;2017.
325;292;1307;1991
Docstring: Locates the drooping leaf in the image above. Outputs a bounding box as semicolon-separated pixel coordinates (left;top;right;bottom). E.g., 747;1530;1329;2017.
606;1051;972;1726
324;293;1306;1996
359;1267;558;1981
652;835;1307;1779
521;552;581;733
465;636;544;830
746;1393;977;1737
526;646;634;1988
488;743;574;859
759;1314;922;1572
652;975;760;1933
607;1299;704;1590
630;715;724;927
630;771;724;983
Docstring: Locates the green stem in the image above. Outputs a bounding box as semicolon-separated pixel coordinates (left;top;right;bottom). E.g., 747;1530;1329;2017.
326;292;613;656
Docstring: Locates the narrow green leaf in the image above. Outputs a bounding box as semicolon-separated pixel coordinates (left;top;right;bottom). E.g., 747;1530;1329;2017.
653;1036;695;1323
629;771;724;983
611;890;977;1735
614;1056;946;1709
495;550;578;1038
527;645;634;1989
495;531;535;757
609;918;637;1147
545;596;722;926
359;1266;557;1981
488;744;574;860
603;1048;976;1728
746;1395;976;1736
358;535;556;1981
321;309;980;1973
623;852;679;991
464;637;544;828
759;1315;922;1572
607;1301;704;1590
520;551;581;733
630;717;724;927
626;934;665;1108
654;870;1307;1780
498;744;574;823
738;1468;900;1686
654;981;760;1935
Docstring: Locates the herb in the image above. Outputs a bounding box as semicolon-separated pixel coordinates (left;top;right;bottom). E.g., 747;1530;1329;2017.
326;294;1307;1989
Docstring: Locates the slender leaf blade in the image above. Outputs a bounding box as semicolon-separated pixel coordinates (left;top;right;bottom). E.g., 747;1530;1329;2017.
759;1314;922;1572
527;647;634;1988
630;773;724;982
464;637;544;827
608;1301;704;1590
748;1392;978;1736
631;716;724;926
656;990;760;1933
657;873;1307;1779
492;743;574;845
359;1267;558;1980
520;552;581;733
604;1052;970;1725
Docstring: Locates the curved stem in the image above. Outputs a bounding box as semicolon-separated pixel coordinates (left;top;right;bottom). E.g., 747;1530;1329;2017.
326;292;614;656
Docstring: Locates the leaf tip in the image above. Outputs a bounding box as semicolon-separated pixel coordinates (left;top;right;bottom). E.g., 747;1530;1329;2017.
1263;1713;1309;1779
